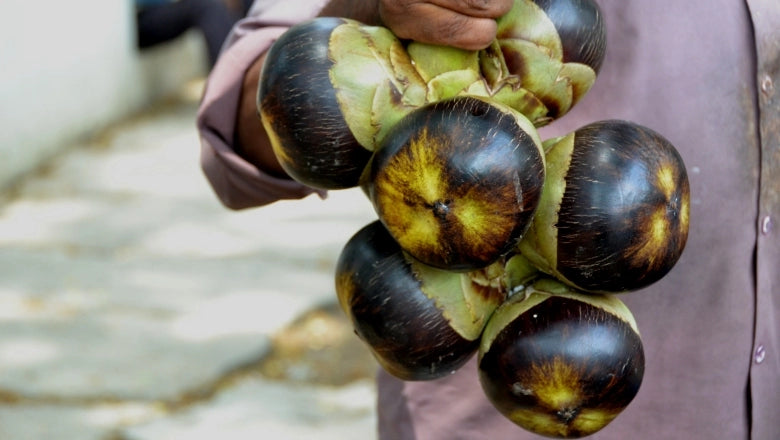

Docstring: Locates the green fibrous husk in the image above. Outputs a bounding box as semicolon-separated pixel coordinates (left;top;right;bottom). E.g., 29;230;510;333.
328;20;427;151
517;133;575;275
412;257;508;341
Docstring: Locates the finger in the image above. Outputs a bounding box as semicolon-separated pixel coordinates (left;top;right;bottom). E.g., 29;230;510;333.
428;0;513;19
381;3;500;50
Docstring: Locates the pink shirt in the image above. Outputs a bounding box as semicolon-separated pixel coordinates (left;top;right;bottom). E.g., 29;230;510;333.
197;1;779;438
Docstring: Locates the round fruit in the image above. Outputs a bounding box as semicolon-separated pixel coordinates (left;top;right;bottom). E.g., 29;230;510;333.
335;220;507;381
367;95;546;271
258;18;373;189
519;120;690;293
479;278;645;438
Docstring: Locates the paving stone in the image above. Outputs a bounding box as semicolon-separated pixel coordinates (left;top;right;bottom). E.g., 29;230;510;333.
0;94;380;436
121;378;377;440
0;402;162;440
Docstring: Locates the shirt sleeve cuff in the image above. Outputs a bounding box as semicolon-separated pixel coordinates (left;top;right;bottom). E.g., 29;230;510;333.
196;23;326;210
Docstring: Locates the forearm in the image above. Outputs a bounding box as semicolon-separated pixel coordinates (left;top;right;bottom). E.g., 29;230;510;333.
235;0;382;178
235;50;286;178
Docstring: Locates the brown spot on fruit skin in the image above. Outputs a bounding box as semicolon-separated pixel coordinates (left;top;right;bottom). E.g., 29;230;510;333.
499;49;560;119
258;18;372;189
369;96;545;271
468;262;511;305
479;294;644;438
554;120;690;293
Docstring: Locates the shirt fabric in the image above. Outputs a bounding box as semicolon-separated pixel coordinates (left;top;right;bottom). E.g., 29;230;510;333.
196;1;779;439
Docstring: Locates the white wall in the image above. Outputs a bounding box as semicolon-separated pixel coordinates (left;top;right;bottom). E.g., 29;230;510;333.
0;0;206;190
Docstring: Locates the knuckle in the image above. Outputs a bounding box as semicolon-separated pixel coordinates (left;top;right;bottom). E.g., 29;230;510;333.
437;13;472;42
463;0;491;10
460;0;512;16
436;15;495;50
439;17;495;50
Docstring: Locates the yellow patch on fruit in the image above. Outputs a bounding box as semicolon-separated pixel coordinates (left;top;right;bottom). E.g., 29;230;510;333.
508;406;618;438
509;409;570;438
374;127;449;258
626;159;689;271
457;196;506;242
656;163;676;199
382;127;446;199
527;357;583;410
570;408;620;434
334;270;356;323
680;192;690;232
627;207;669;270
260;109;294;166
506;357;618;437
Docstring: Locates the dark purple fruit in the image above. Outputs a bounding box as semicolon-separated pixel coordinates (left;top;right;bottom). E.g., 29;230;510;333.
479;278;644;438
367;95;546;272
335;220;507;381
258;18;372;189
520;120;690;293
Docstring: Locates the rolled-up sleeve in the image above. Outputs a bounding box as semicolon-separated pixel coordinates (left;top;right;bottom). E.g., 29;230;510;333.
196;0;329;209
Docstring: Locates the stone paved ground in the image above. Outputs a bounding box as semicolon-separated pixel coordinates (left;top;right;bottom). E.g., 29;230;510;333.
0;89;380;439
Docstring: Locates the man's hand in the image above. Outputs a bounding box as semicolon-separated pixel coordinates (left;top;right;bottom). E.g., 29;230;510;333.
379;0;513;50
320;0;514;50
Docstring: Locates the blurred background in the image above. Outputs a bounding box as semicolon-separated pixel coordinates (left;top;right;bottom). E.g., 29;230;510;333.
0;1;380;438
